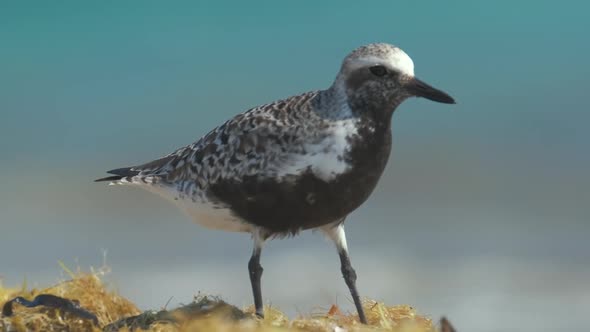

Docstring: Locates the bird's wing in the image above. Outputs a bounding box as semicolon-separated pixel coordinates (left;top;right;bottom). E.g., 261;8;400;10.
97;91;327;186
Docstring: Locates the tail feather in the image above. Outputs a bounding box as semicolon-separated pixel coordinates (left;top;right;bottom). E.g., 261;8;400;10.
94;175;125;182
96;155;175;183
94;167;139;182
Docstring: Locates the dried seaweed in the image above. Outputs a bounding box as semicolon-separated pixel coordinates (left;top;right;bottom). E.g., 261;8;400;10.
0;271;453;332
2;294;98;326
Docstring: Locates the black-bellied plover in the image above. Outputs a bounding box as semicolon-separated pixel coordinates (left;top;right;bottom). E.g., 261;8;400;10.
96;43;455;324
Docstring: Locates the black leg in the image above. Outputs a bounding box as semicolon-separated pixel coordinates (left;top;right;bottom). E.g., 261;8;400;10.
248;246;264;318
339;249;367;324
322;223;368;324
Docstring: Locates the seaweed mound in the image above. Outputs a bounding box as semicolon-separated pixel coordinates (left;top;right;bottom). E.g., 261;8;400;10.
1;271;449;332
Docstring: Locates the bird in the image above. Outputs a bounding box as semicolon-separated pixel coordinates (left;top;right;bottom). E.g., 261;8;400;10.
96;43;455;324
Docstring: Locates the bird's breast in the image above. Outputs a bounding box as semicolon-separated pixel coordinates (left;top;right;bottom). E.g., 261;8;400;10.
206;119;392;234
276;118;360;182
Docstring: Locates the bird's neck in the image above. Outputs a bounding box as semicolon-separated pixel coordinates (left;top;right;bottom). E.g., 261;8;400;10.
317;84;399;126
312;86;354;120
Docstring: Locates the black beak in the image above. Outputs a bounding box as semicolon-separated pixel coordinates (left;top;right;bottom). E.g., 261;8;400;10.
405;77;455;104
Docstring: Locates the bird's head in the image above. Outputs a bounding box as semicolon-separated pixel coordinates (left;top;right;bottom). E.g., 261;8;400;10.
333;43;455;114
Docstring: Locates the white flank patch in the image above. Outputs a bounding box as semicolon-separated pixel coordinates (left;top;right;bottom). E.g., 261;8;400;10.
135;181;252;233
278;119;358;181
174;195;251;233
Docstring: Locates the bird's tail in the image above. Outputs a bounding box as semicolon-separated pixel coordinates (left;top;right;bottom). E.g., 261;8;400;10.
96;155;175;184
94;167;140;184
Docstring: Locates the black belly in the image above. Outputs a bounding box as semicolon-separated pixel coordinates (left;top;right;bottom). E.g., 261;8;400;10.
208;125;392;235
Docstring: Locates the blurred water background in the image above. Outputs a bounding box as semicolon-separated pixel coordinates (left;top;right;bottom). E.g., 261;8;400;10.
1;2;589;332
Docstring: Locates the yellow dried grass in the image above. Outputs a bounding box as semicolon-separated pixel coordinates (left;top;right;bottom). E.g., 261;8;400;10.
0;270;439;332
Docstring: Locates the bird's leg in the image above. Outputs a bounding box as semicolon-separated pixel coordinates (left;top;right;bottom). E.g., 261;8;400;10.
322;222;368;324
248;248;263;318
338;246;367;324
248;230;266;318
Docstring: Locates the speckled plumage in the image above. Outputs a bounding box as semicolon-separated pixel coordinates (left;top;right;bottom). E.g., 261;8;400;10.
113;90;340;187
96;43;456;236
97;42;455;324
100;87;380;234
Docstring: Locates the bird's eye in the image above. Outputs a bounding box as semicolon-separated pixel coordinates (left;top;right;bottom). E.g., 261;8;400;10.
369;65;387;77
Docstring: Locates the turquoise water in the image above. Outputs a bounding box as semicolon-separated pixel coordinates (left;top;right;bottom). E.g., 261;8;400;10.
1;2;589;331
